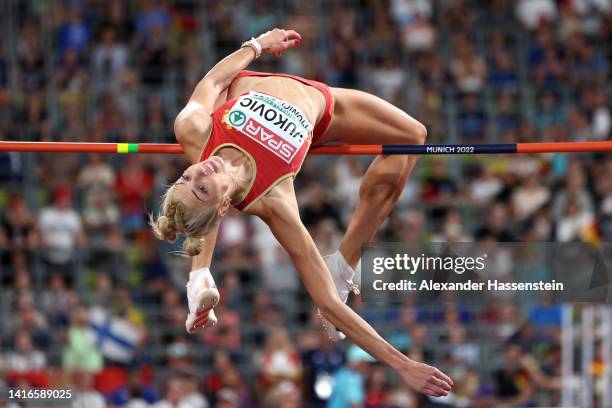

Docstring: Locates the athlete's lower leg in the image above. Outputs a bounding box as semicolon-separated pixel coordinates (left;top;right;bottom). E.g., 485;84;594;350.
339;154;417;269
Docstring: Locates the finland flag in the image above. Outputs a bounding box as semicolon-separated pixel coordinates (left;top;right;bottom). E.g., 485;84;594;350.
88;307;142;363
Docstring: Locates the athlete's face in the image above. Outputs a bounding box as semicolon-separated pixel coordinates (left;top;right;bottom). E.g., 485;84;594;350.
173;156;232;214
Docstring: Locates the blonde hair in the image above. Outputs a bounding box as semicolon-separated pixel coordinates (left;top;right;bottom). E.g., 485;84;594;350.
150;185;222;256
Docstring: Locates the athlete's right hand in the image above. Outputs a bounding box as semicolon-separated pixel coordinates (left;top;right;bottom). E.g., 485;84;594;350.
256;28;302;58
396;360;454;397
185;268;220;333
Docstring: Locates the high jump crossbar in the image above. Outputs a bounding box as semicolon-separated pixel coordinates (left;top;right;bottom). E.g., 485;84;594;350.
0;141;611;155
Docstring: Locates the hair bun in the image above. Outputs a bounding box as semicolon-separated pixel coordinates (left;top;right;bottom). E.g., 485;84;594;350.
183;236;203;257
151;215;178;243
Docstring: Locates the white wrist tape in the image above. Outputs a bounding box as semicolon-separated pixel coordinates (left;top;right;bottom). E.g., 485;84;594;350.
241;37;262;59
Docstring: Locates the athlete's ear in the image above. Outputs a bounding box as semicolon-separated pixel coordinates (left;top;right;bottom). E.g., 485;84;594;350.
218;196;231;217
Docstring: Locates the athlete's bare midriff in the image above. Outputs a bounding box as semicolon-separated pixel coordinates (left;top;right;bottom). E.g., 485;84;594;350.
225;76;327;127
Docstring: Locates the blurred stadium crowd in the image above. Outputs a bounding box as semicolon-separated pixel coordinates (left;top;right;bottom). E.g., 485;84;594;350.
0;0;611;407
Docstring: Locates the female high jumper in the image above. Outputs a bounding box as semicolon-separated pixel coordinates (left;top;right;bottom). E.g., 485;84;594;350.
151;28;453;396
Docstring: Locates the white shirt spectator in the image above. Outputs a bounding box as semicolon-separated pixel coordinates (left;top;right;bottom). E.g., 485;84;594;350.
516;0;558;29
593;106;611;140
72;391;106;408
512;179;551;220
401;15;436;51
4;350;46;372
39;205;83;264
556;210;594;242
390;0;432;26
469;171;503;203
370;63;406;102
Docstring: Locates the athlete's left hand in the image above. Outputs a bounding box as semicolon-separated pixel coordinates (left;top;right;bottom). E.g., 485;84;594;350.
257;28;302;58
396;360;454;397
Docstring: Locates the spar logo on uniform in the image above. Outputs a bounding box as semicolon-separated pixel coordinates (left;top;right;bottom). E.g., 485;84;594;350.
226;92;312;163
241;117;296;162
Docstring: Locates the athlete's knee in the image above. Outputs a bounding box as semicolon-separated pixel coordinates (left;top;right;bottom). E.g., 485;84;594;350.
411;121;428;145
394;118;427;145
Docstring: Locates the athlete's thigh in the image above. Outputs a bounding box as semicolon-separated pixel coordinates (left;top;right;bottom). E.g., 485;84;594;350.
317;88;426;145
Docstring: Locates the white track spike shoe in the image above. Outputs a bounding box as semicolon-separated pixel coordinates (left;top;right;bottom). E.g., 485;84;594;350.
319;251;360;342
185;268;220;334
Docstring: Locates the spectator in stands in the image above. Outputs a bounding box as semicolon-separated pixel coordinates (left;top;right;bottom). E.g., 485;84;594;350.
143;94;169;143
14;94;49;141
365;365;390;407
40;273;70;326
165;338;194;370
96;0;134;44
420;160;458;205
17;18;45;93
592;90;611;139
493;344;534;406
91;273;114;308
71;370;106;408
94;92;129;142
114;156;154;232
532;44;565;89
38;187;85;281
138;23;170;89
302;329;345;404
140;239;172;303
77;154;116;193
91;27;129;95
257;328;303;396
14;296;50;345
135;0;170;37
447;325;480;366
327;345;374;408
215;388;240;408
370;55;407;105
265;380;302;408
218;367;251;407
441;0;474;31
0;193;38;264
459;93;487;142
1;269;33;314
511;174;551;221
153;374;203;408
488;48;518;91
4;331;47;387
82;185;123;272
399;13;436;53
62;308;103;373
301;182;343;230
113;286;146;332
468;164;503;204
450;38;488;93
555;196;595;241
56;6;91;56
250;293;286;347
567;40;606;87
516;0;558;29
55;48;88;97
203;304;241;350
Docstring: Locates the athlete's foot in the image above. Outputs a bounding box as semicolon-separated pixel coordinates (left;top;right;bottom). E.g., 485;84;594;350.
185;268;220;333
319;251;360;342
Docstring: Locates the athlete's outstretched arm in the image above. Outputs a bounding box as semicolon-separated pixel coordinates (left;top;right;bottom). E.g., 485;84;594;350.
175;29;301;163
190;28;301;103
260;197;453;397
190;222;220;270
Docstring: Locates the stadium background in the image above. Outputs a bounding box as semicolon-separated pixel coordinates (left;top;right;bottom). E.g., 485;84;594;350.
0;0;611;407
